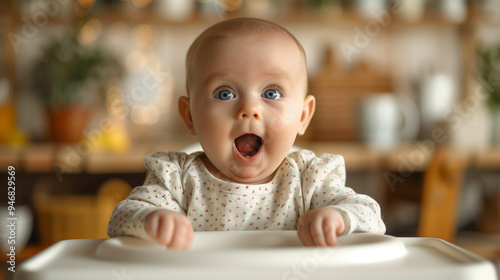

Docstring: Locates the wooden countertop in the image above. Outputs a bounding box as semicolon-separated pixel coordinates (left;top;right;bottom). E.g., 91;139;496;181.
1;141;499;174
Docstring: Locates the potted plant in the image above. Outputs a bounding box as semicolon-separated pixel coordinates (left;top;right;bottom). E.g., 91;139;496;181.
30;32;122;143
478;44;500;144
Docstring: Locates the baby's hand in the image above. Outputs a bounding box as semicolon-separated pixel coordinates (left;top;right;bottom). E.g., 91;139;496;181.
297;208;346;247
145;209;194;250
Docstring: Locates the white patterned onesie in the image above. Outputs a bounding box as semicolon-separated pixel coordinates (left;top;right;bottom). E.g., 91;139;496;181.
107;150;386;240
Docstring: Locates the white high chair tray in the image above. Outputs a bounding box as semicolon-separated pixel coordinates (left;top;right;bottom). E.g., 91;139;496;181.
15;231;497;280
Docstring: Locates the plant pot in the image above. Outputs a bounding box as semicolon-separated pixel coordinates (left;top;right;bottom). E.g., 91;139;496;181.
47;107;90;143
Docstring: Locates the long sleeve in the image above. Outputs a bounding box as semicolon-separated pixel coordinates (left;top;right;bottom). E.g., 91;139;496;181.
107;152;196;240
300;152;386;235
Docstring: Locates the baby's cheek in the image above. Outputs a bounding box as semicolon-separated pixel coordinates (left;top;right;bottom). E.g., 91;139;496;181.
274;102;298;124
196;113;228;137
266;107;301;138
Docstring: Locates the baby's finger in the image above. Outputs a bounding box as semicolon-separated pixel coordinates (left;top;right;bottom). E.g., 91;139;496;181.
145;214;159;239
179;218;194;250
169;223;192;250
157;216;175;246
298;219;314;247
183;225;195;249
309;218;327;247
323;219;337;246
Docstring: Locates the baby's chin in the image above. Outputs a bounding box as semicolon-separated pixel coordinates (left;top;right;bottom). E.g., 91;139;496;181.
202;150;280;184
214;161;275;184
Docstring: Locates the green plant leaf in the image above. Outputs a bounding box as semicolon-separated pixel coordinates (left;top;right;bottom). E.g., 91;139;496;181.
29;32;123;109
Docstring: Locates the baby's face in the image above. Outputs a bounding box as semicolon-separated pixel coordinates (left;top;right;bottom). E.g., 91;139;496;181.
184;34;312;184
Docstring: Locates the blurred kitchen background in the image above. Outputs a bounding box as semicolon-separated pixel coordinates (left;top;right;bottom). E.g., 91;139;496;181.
0;0;500;272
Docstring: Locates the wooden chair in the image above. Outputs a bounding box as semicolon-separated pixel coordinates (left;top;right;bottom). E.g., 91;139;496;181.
417;147;468;242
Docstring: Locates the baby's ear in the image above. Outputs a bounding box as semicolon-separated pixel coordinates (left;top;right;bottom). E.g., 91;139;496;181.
178;96;197;135
298;95;316;135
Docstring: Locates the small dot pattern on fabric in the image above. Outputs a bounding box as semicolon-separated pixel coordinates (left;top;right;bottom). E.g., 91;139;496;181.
107;150;386;240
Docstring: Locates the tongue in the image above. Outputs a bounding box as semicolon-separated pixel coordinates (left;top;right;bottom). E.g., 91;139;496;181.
235;134;262;157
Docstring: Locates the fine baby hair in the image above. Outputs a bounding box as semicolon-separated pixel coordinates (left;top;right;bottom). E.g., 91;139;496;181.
108;17;385;250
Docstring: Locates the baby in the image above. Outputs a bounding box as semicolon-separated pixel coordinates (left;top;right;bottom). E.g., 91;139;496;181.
108;18;385;250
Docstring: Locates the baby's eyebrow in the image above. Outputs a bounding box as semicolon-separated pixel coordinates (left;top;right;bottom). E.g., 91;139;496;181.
259;72;297;88
200;69;298;90
261;71;289;80
202;72;236;88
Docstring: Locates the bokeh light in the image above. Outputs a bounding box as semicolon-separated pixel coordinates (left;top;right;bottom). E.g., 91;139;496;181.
78;19;102;45
132;25;154;47
130;104;160;125
125;50;148;73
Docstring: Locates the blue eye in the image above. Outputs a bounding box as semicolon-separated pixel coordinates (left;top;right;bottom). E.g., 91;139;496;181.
215;89;235;100
262;88;282;100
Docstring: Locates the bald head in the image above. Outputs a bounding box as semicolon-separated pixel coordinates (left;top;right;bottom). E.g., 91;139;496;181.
185;18;307;94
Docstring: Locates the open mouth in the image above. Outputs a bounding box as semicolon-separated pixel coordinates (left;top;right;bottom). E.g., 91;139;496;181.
234;134;263;158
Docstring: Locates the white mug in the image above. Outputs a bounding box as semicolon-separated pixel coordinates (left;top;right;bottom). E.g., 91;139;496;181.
360;94;420;152
0;205;33;254
420;73;456;131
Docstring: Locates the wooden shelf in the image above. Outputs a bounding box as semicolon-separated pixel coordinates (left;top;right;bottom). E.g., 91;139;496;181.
383;143;434;172
299;141;380;171
0;140;192;174
33;6;477;28
5;0;482;28
2;142;500;174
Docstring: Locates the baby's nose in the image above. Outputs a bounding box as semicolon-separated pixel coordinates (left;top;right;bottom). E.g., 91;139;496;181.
241;113;259;119
238;101;261;120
